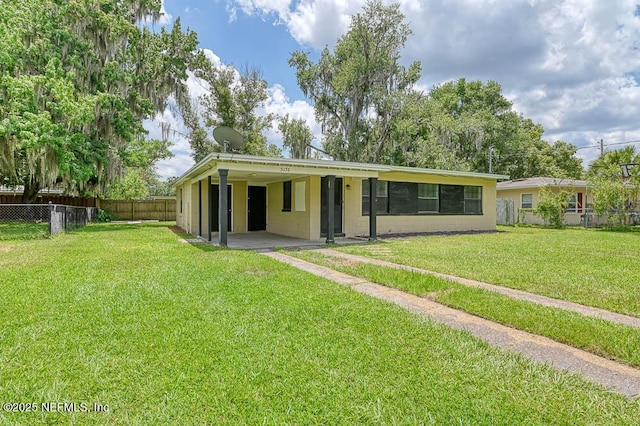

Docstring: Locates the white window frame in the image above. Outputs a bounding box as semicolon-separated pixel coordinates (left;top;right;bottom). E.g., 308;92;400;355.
521;193;533;209
463;186;483;214
418;183;439;213
566;193;578;213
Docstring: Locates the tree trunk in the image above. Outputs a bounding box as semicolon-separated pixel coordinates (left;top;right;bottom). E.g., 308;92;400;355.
21;180;41;204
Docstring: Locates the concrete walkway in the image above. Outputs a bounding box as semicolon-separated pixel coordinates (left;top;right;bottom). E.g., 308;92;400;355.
262;251;640;398
315;248;640;330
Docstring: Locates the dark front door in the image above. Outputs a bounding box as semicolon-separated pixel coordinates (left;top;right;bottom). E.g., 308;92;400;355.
248;186;267;231
321;177;343;236
211;184;232;232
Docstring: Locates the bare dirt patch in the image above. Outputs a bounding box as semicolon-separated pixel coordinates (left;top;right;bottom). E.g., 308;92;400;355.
425;289;456;300
0;245;15;254
327;257;361;267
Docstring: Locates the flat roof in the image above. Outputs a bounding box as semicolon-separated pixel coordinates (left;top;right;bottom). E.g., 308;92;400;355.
175;153;509;186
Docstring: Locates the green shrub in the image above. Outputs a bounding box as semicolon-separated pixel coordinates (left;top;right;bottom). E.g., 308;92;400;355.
534;187;569;228
95;209;112;223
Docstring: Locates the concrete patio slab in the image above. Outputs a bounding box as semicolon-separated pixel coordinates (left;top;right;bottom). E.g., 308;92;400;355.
206;231;364;251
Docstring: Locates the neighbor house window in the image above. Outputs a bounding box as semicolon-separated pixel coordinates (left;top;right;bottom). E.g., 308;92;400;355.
282;181;292;212
566;193;577;213
521;193;533;209
418;183;439;213
179;189;183;213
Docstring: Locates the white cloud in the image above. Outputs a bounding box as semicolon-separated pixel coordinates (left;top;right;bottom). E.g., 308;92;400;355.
286;0;355;47
228;0;292;19
158;0;640;175
158;0;172;24
224;0;358;47
234;0;640;160
262;84;322;155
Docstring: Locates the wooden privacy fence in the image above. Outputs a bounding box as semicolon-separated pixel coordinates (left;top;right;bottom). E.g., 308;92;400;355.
101;199;176;221
496;199;515;226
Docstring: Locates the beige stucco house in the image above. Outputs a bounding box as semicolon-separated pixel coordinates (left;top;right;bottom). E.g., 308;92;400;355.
497;177;589;225
173;153;507;246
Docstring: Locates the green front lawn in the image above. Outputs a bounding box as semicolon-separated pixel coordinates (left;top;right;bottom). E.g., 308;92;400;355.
338;226;640;316
0;221;49;240
1;223;638;424
291;250;640;368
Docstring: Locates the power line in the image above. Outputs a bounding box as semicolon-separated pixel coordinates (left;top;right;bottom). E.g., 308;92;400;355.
576;139;640;151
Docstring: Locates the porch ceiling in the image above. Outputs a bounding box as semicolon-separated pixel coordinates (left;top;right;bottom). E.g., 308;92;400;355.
215;169;308;184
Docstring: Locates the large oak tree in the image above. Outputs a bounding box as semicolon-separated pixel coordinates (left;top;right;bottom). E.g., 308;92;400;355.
0;0;201;202
185;64;280;162
289;0;421;163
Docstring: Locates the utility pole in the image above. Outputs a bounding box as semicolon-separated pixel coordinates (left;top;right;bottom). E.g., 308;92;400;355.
489;145;494;174
600;139;604;156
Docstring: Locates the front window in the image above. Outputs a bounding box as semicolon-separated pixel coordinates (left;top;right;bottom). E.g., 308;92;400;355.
362;180;389;215
362;181;482;215
464;186;483;214
282;181;292;212
418;183;438;213
521;193;533;209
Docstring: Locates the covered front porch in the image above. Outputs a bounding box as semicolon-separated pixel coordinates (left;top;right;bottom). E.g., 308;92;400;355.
179;154;381;247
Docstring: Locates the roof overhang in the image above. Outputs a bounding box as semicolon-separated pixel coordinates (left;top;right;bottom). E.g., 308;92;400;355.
497;177;589;191
174;153;509;187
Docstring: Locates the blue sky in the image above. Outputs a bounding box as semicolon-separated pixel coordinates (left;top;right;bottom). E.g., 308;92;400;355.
164;0;305;96
150;0;640;179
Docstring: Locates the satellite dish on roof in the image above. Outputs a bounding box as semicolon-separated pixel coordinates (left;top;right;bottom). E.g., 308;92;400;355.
213;126;245;152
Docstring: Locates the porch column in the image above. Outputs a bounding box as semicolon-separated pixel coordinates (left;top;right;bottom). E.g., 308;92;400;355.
368;177;377;241
207;176;212;242
326;175;335;244
198;180;202;237
218;169;229;247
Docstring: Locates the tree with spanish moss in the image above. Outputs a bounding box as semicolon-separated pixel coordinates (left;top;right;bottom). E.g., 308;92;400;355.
186;64;279;161
289;0;421;163
278;114;314;159
0;0;202;202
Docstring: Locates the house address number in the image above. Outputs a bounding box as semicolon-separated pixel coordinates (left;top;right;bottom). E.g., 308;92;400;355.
280;167;291;172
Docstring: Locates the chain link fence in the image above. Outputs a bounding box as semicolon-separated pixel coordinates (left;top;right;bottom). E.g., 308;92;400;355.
0;203;96;238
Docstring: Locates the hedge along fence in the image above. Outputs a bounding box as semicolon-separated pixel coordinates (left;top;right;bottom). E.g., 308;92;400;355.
101;199;176;221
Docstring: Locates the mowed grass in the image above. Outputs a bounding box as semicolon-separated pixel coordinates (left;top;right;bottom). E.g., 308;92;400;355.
0;221;48;240
338;226;640;316
1;223;639;424
291;250;640;368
